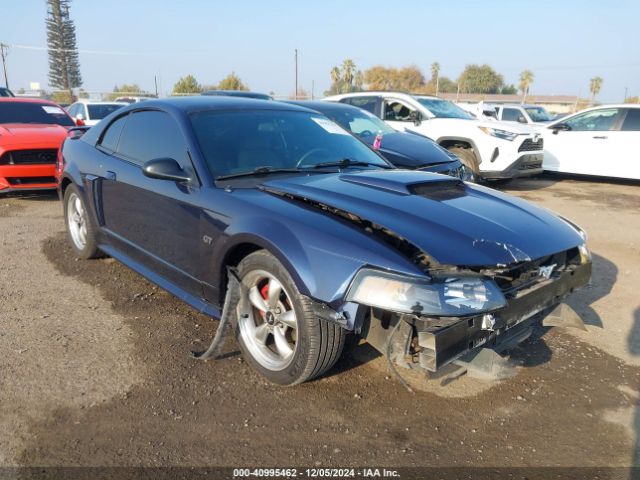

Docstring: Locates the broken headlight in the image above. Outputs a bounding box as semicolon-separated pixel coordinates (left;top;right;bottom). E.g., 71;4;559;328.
346;269;506;316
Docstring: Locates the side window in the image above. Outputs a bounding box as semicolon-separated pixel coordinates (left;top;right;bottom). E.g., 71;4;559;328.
383;100;416;122
564;108;620;131
502;108;521;122
98;114;128;153
621;109;640;131
116;111;188;166
344;97;378;115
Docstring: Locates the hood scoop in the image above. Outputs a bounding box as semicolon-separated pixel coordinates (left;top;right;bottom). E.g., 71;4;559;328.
409;180;467;201
339;171;461;196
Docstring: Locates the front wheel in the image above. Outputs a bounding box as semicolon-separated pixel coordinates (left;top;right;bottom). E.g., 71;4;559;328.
235;250;345;385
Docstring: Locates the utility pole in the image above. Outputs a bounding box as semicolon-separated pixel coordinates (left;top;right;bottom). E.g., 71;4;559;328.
0;43;9;89
311;80;315;100
294;49;298;100
624;86;628;102
154;75;158;97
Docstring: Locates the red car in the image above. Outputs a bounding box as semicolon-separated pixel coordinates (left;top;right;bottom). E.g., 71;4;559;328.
0;97;76;193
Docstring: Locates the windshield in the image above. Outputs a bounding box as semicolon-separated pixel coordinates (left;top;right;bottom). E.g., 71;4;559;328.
0;101;74;126
415;97;475;120
87;103;125;120
325;109;395;138
525;106;553;122
190;110;390;178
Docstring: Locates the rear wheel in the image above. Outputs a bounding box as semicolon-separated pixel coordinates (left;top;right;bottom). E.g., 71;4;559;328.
447;147;480;182
63;184;100;259
235;250;345;385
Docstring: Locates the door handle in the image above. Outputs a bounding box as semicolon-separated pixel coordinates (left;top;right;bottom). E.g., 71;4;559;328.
592;135;608;139
105;170;117;180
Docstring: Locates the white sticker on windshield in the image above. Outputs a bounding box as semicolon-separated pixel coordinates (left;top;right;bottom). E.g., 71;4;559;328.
311;117;350;135
42;105;66;115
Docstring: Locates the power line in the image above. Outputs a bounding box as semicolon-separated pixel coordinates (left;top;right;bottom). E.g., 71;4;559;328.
6;43;206;56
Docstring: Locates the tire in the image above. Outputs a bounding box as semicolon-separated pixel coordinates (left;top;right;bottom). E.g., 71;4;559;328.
447;147;480;182
63;184;101;259
235;250;345;385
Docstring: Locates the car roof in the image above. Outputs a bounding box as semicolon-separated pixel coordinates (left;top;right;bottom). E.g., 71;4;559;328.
327;91;439;100
115;96;316;115
286;100;363;114
202;90;272;100
0;97;61;106
75;100;129;105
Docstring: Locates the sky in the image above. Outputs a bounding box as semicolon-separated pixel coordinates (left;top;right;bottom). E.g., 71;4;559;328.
1;0;639;102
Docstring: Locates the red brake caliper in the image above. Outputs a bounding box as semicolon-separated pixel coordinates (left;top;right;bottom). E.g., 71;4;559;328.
259;282;269;318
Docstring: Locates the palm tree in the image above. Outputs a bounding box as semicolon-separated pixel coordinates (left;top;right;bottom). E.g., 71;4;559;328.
519;70;534;104
330;66;341;93
354;70;364;91
341;59;356;91
431;62;440;95
589;76;603;104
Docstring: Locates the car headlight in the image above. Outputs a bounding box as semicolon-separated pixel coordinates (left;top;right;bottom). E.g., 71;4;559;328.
578;243;592;264
478;126;519;141
346;269;507;316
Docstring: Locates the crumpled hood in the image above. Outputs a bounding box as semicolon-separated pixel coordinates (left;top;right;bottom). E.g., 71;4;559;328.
262;170;583;267
0;123;68;148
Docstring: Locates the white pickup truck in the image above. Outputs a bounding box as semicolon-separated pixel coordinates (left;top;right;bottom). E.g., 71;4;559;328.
325;92;544;181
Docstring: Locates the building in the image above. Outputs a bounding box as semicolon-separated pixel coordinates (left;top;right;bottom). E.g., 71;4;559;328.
440;93;580;114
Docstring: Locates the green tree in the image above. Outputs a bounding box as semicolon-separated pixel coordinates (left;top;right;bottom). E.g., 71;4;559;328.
326;60;363;95
172;74;201;95
363;65;426;91
501;84;517;95
46;0;82;92
518;70;534;102
216;72;249;91
457;64;504;94
107;83;143;100
437;76;457;94
431;62;440;95
589;76;603;103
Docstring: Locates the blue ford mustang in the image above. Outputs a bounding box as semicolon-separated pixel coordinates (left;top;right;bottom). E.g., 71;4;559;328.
58;97;591;385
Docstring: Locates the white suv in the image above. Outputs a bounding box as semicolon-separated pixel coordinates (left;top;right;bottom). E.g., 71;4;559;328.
325;92;544;180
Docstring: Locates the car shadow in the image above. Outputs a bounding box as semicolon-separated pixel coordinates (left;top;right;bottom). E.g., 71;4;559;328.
629;308;640;467
564;252;616;329
2;190;58;201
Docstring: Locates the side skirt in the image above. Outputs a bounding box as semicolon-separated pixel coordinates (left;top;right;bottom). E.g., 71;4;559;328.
98;243;221;320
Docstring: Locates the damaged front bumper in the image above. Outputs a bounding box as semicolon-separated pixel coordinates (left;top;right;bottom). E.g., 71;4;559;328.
361;260;592;374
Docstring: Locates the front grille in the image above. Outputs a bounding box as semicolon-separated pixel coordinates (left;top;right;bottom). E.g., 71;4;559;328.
491;247;580;298
518;138;543;152
7;176;57;186
0;149;58;165
519;159;543;170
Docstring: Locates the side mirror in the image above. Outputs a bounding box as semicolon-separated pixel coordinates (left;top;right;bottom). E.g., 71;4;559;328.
410;110;422;126
517;115;527;124
550;123;571;135
142;158;191;182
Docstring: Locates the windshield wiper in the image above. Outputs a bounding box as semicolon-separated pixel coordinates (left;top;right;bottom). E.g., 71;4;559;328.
309;158;392;170
215;166;303;180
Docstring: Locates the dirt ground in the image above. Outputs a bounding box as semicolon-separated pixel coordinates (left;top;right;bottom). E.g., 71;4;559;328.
1;174;639;472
